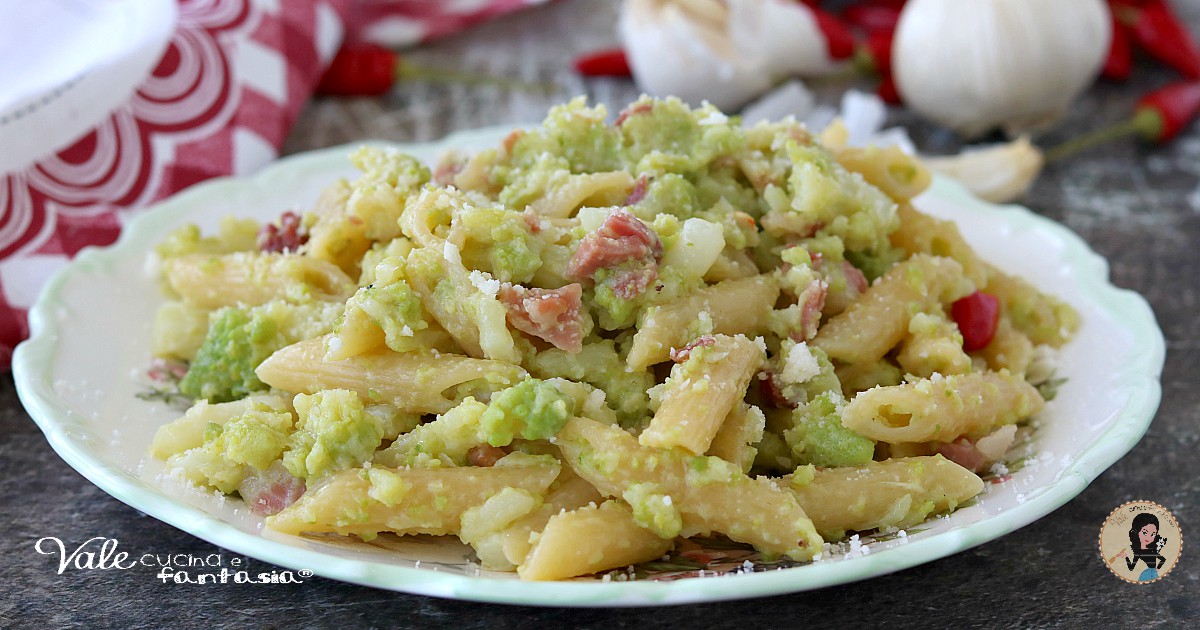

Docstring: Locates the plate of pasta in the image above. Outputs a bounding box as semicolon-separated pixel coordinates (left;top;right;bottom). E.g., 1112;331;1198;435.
14;97;1164;606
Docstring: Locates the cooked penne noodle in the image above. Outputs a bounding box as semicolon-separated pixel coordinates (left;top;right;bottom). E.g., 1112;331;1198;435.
812;254;973;365
840;370;1045;443
706;401;767;473
896;312;973;378
557;417;823;561
518;500;675;580
164;252;354;309
265;456;561;538
639;334;766;455
889;204;988;287
833;145;932;202
982;264;1080;347
626;275;779;370
255;336;527;414
786;456;984;539
972;315;1034;375
527;171;634;218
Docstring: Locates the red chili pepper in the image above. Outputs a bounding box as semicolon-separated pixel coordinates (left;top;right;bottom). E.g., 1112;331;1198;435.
1120;0;1200;79
1045;80;1200;160
574;48;632;77
876;73;901;104
843;5;901;34
811;8;856;60
316;43;397;96
951;292;1000;352
864;29;894;75
1134;80;1200;141
1102;11;1133;81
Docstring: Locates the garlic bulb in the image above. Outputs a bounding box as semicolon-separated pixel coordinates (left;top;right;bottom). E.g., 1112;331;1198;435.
619;0;843;111
892;0;1110;137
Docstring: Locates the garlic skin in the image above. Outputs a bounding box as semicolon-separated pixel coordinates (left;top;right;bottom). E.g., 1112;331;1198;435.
922;137;1045;203
892;0;1110;137
619;0;843;111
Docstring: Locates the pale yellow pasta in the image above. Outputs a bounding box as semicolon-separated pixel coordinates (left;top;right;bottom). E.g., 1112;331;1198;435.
265;457;561;538
517;500;675;581
484;472;604;569
896;312;973;378
404;247;519;363
972;315;1034;375
151;301;210;361
706;401;766;473
982;264;1080;347
703;248;760;282
639;334;766;455
840;370;1045;444
812;254;973;365
785;456;984;539
833;145;932;202
164;252;354;309
889;204;988;287
305;179;373;277
557;417;823;561
527;171;634;218
255;336;527;415
149;394;291;460
626;275;780;370
398;187;455;249
836;358;902;397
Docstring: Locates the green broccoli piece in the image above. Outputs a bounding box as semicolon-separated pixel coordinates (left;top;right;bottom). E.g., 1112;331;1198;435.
348;279;428;353
479;378;572;447
284;389;385;480
784;391;875;468
179;301;338;403
167;409;293;493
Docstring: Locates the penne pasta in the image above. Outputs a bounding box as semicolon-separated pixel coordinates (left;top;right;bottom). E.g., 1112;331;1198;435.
517;500;675;580
265;455;561;538
786;456;984;539
626;275;779;370
840;370;1044;444
639;334;766;455
255;336;527;415
557;417;823;561
812;254;973;365
164;252;354;309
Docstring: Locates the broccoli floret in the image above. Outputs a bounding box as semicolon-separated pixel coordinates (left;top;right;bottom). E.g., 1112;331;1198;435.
347;146;431;239
178;301;339;403
784;391;875;468
166;409;293;493
284;389;385;480
349;279;428;353
479;378;572;447
623;483;682;539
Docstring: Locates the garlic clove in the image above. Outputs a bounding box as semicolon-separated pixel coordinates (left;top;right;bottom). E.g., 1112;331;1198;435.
892;0;1110;138
739;80;816;126
922;136;1045;203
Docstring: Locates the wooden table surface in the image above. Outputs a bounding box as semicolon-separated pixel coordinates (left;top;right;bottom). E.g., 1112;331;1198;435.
3;1;1198;626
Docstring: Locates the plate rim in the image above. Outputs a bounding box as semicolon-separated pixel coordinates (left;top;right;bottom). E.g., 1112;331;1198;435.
12;126;1167;606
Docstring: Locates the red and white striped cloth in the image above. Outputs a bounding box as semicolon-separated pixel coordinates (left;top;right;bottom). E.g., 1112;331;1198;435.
0;0;550;368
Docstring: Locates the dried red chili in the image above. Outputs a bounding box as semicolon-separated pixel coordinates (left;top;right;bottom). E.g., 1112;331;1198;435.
1102;10;1133;81
1119;0;1200;79
573;48;632;77
1045;79;1200;160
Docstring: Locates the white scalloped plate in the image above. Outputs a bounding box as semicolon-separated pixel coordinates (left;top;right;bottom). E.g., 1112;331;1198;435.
13;127;1165;606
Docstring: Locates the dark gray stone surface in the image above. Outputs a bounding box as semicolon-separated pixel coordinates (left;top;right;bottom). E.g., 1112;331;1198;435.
3;1;1198;627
